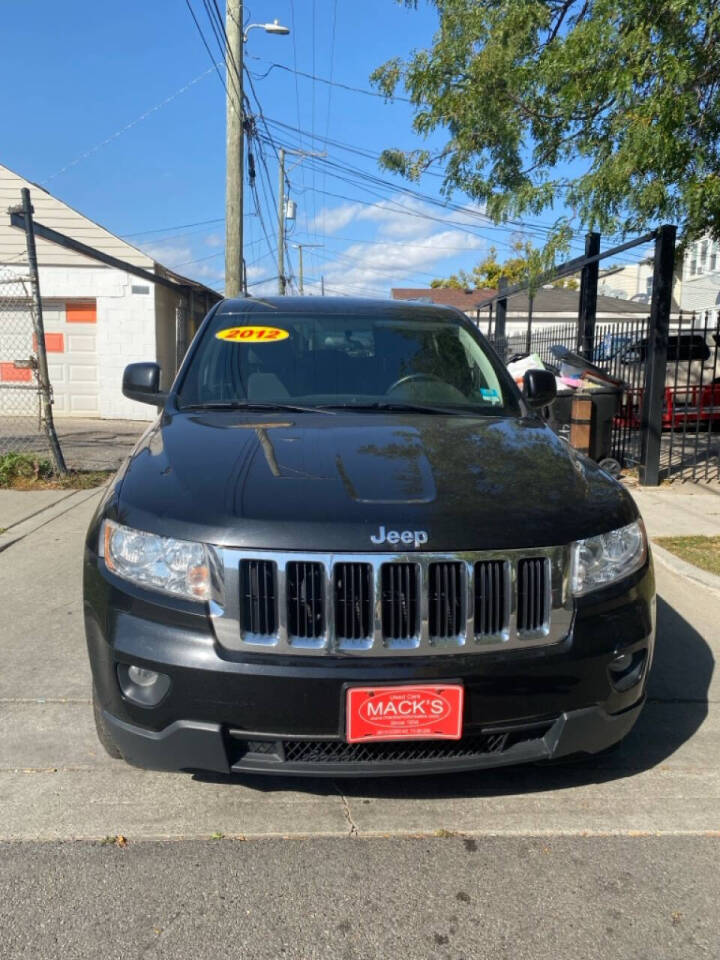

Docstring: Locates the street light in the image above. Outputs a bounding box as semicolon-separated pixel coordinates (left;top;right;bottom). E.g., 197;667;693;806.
225;4;290;299
244;19;290;41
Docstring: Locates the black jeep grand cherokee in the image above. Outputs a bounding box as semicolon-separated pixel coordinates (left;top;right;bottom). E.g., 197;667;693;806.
84;297;654;776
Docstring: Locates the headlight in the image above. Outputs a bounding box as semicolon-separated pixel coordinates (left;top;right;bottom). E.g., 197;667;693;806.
571;520;647;596
101;519;222;602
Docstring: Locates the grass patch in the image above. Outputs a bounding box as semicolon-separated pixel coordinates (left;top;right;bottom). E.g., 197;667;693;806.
655;535;720;577
0;452;111;490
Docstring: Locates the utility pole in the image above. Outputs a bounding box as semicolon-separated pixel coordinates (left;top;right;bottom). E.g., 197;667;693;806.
277;147;286;295
277;148;326;296
292;243;323;295
225;0;244;298
321;275;325;296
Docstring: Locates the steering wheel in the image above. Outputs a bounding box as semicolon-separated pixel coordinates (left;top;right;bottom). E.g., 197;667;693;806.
386;372;445;394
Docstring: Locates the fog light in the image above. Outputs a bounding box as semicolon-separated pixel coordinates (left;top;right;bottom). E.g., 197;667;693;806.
608;649;647;692
128;665;159;687
117;663;171;707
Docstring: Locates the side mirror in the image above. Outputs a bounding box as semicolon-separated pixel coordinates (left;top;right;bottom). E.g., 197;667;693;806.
523;368;557;409
122;362;167;405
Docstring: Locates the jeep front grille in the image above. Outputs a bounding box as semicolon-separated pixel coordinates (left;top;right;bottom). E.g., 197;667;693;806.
213;547;570;657
286;561;324;643
239;559;277;637
428;561;464;639
517;557;550;634
474;560;506;637
381;562;419;642
334;562;372;644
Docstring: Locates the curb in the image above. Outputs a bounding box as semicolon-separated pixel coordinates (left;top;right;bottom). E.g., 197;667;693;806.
651;541;720;596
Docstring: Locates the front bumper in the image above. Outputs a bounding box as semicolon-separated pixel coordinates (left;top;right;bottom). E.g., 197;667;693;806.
102;698;645;777
84;549;655;776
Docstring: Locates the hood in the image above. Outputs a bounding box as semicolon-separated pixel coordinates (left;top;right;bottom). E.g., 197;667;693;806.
115;411;637;551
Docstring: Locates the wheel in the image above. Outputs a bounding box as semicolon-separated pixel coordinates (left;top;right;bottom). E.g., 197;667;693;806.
92;684;123;759
598;457;622;478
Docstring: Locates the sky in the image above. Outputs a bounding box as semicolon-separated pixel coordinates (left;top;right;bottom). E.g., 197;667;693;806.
0;0;592;298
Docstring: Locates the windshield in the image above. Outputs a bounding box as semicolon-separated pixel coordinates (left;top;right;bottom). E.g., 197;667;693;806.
176;308;521;416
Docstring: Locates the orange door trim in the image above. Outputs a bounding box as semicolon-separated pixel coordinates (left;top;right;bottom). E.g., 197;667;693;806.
66;301;97;323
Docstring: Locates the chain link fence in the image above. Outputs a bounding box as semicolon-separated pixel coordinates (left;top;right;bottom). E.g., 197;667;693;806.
0;264;51;458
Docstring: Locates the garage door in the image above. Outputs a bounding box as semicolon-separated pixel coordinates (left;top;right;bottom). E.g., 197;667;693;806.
43;300;99;416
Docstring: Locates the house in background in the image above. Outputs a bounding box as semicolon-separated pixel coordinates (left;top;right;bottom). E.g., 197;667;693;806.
598;257;655;303
392;285;652;336
390;286;496;319
674;235;720;316
0;163;220;420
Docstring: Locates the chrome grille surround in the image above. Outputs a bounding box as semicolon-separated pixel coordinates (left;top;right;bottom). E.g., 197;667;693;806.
211;545;572;657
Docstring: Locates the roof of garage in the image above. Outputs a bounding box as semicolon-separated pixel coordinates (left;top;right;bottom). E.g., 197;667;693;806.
0;163;219;298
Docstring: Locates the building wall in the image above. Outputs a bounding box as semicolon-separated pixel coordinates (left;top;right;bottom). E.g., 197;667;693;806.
598;261;655;302
154;282;181;393
38;265;157;420
676;236;720;316
0;164;153;269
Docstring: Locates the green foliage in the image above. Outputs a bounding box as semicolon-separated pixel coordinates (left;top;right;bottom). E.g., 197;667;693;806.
0;452;53;487
431;241;579;289
0;452;110;489
373;1;720;244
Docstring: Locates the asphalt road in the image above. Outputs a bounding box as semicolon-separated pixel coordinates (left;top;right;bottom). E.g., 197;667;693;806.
2;836;719;960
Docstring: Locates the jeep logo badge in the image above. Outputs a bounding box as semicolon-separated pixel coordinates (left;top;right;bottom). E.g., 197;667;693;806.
370;525;428;548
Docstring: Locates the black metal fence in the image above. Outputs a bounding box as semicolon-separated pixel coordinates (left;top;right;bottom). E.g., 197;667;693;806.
487;306;720;482
481;226;720;484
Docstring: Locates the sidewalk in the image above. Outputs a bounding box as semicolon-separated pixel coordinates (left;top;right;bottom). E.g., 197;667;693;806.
627;482;720;538
54;417;148;470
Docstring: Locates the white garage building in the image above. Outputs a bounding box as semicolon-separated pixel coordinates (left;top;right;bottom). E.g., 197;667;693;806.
0;163;219;421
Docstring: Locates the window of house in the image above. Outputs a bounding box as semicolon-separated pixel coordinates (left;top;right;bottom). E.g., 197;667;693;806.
689;244;698;277
710;241;718;273
699;240;708;274
645;276;653;296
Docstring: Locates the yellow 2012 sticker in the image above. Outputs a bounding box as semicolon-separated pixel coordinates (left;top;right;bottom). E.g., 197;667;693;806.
215;325;289;343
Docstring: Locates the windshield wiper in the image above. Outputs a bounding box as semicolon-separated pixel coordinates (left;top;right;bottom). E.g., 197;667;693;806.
180;401;336;415
316;401;482;416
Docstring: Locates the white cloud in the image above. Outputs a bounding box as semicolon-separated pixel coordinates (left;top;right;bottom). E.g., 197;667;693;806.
307;203;361;235
307;194;490;243
204;232;224;248
314;229;486;298
141;243;193;266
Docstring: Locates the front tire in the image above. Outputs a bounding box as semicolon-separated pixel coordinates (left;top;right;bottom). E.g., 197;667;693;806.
92;685;123;759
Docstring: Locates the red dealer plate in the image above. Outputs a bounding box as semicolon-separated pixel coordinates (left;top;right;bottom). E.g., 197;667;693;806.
346;684;464;743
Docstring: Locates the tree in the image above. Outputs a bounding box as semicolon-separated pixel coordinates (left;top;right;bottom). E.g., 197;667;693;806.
431;241;579;289
372;1;720;245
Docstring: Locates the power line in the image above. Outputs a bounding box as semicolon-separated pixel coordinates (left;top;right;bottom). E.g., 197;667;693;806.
43;65;217;182
183;0;228;95
121;218;224;238
246;55;413;103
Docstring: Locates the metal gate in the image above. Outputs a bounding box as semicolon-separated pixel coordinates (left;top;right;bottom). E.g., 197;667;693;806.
659;310;720;482
0;266;46;456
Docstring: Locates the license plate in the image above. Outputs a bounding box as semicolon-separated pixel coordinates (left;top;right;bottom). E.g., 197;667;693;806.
346;684;464;743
